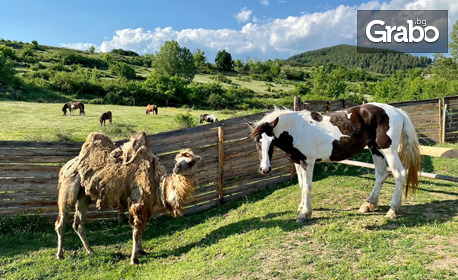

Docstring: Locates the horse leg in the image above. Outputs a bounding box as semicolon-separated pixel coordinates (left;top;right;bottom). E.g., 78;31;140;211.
297;159;315;223
382;148;406;220
73;192;94;254
359;148;388;213
295;163;305;211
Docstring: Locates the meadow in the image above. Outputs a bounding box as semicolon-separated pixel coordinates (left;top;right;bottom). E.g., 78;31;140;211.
0;101;258;142
0;100;457;279
0;154;456;279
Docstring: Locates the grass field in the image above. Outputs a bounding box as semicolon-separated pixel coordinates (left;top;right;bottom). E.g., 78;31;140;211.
0;100;457;279
0;101;259;142
0;153;456;279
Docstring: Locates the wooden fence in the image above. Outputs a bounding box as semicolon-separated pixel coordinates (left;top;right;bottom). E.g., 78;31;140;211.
1;96;457;221
0;113;292;221
444;96;458;143
296;96;458;144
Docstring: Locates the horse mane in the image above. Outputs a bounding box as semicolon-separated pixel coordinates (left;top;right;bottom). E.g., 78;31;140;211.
256;107;293;125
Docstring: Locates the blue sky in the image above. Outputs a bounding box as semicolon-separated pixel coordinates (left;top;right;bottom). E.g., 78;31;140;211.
1;0;456;60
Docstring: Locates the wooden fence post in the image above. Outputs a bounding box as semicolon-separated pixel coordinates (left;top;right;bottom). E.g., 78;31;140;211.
439;99;443;143
217;126;225;204
442;103;447;143
294;96;303;111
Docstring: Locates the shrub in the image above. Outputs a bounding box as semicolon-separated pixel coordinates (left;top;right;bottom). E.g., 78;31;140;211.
0;214;50;235
174;112;198;128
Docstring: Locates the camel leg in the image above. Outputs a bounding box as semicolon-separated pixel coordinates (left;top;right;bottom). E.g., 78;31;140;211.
55;209;69;260
56;171;81;260
130;215;146;264
73;193;94;254
129;188;149;265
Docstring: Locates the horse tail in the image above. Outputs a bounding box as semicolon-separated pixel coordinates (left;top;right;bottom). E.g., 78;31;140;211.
398;109;421;197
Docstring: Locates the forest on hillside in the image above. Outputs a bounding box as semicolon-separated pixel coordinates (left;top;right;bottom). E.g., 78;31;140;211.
286;44;432;74
0;20;457;109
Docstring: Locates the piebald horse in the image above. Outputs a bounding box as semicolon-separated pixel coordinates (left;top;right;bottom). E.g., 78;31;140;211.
200;114;218;124
62;102;85;116
246;103;421;222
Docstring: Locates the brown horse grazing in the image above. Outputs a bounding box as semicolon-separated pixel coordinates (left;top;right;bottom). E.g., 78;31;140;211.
62;102;85;116
199;114;218;124
146;104;158;115
99;111;112;126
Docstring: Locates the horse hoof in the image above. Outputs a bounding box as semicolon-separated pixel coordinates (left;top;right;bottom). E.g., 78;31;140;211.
385;209;399;220
296;212;312;223
358;202;377;213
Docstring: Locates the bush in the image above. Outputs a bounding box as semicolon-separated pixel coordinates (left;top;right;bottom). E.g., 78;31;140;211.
109;62;136;79
174;112;198;128
0;214;50;235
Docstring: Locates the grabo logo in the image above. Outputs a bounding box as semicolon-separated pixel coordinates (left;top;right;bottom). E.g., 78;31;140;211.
357;10;448;53
366;19;439;43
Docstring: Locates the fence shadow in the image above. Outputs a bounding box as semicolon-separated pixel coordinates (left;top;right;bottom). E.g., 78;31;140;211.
0;180;295;257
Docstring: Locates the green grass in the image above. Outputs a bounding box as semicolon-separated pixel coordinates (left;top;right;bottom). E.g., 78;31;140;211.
1;100;456;279
0;101;259;142
1;158;456;279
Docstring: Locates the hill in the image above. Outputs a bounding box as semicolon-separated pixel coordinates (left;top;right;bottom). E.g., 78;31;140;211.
286;44;432;74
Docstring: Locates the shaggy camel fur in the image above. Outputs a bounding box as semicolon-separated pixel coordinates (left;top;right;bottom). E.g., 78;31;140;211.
55;132;201;265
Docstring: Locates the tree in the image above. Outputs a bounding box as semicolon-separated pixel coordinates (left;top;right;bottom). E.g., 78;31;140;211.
0;53;16;88
449;20;458;61
193;49;207;72
110;62;136;80
89;46;95;53
152;41;196;81
215;50;234;72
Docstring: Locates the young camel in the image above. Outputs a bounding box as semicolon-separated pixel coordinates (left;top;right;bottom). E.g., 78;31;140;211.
55;132;201;265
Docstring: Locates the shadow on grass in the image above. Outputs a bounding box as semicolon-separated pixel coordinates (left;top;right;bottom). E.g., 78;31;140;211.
150;211;326;259
364;199;457;231
0;181;294;257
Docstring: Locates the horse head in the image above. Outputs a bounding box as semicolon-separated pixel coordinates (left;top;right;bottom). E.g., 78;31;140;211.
246;117;279;174
62;104;68;115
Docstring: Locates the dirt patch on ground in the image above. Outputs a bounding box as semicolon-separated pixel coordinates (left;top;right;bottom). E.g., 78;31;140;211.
423;235;458;274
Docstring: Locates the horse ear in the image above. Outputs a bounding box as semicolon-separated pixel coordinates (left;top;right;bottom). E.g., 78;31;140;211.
245;120;255;130
194;155;201;163
270;117;279;128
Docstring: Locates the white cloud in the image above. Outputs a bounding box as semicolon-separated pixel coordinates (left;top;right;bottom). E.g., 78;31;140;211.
236;7;253;23
60;0;458;60
60;42;97;51
260;0;270;6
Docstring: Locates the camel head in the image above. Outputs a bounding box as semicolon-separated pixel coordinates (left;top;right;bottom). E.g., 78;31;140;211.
173;149;201;175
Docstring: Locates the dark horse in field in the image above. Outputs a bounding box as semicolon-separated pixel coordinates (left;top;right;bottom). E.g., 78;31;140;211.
246;103;421;222
99;111;112;126
146;104;158;115
62;102;85;116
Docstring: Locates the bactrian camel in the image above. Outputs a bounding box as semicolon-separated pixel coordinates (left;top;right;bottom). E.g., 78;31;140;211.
55;132;201;264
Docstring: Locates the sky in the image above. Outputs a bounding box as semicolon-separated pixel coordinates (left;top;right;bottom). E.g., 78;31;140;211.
1;0;457;61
